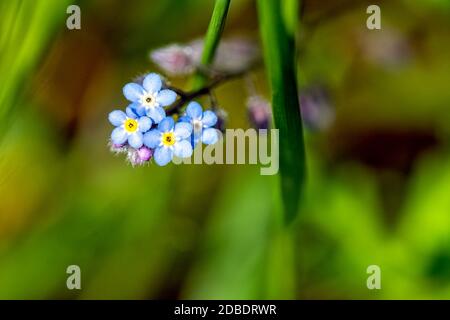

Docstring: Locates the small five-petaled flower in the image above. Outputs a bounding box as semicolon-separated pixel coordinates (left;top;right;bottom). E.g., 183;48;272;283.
123;73;177;123
180;101;219;147
108;73;219;166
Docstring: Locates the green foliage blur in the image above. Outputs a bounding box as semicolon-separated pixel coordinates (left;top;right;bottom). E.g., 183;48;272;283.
1;0;450;299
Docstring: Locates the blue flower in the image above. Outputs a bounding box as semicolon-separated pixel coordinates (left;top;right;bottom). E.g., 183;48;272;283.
180;101;218;146
108;110;152;148
123;73;177;124
143;117;193;166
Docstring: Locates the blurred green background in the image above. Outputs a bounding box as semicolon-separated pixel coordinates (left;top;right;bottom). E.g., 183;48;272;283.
1;0;450;299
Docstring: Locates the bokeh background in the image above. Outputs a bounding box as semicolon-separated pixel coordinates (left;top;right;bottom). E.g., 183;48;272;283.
1;0;450;299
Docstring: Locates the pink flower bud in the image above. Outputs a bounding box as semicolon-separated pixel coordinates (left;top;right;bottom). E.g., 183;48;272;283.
299;86;335;131
150;44;196;76
109;142;128;154
247;96;271;130
188;37;260;73
126;146;153;166
137;146;153;161
151;37;260;77
213;37;261;73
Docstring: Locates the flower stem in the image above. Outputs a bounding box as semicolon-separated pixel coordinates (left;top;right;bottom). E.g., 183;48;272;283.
257;0;305;224
193;0;231;89
166;68;248;115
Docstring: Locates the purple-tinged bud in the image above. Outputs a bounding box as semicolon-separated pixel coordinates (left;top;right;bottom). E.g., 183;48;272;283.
150;44;196;76
299;86;335;131
109;141;128;154
137;146;153;161
189;37;261;73
213;37;261;73
247;96;271;130
127;146;153;166
150;37;260;77
189;37;260;73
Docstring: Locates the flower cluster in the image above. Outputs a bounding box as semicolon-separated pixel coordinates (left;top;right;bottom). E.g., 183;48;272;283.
108;73;219;166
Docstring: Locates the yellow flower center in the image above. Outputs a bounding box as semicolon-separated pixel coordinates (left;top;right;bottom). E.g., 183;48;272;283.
124;119;138;133
162;132;176;146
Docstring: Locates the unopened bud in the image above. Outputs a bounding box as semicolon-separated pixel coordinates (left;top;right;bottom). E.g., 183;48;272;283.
127;146;153;166
150;44;196;76
299;86;335;131
213;37;260;73
109;141;128;154
247;96;271;130
151;37;260;76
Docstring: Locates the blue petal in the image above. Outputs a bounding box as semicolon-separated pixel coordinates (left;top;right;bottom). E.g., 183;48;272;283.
147;106;166;123
154;147;173;166
174;122;192;140
202;110;218;128
173;140;193;158
135;105;147;117
126;104;139;118
108;110;126;126
123;83;144;102
111;127;127;144
158;116;175;132
143;73;162;93
201;128;219;145
178;116;191;123
156;89;177;106
143;129;162;148
138;116;152;132
186;101;203;120
128;132;144;148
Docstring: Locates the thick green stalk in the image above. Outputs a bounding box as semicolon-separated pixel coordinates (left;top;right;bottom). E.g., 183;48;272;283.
257;0;305;224
282;0;299;36
193;0;231;89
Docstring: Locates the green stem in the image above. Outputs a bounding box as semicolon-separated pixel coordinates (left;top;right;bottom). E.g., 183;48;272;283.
257;0;305;224
193;0;231;89
166;68;247;115
282;0;299;37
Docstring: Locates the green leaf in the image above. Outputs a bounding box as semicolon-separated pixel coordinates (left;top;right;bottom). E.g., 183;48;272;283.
257;0;306;223
0;0;71;139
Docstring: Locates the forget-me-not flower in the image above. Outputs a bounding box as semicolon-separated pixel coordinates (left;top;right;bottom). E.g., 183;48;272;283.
123;73;177;124
180;101;218;146
109;110;152;148
143;117;193;166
